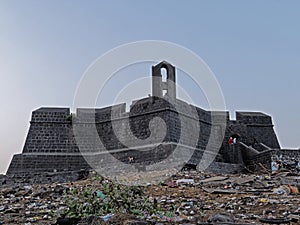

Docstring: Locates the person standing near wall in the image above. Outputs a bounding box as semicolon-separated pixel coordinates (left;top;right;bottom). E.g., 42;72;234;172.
228;137;233;145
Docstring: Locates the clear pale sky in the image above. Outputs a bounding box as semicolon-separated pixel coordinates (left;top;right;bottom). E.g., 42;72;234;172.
0;1;299;174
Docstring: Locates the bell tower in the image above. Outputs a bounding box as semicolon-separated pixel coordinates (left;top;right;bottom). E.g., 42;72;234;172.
151;61;176;102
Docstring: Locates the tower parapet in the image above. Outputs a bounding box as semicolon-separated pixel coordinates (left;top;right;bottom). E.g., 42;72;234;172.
152;61;176;102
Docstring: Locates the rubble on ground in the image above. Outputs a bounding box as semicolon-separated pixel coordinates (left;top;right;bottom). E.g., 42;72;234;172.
0;170;299;225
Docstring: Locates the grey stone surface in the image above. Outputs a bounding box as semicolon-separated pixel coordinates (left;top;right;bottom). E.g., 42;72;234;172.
7;61;296;175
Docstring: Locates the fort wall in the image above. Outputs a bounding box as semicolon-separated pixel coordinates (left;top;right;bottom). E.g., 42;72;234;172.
7;97;281;174
6;61;286;175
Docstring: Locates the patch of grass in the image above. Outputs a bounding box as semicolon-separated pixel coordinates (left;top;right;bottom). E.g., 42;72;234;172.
61;175;169;219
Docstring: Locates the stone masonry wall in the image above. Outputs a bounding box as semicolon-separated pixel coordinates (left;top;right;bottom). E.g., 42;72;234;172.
245;149;300;172
7;97;282;174
23;108;78;154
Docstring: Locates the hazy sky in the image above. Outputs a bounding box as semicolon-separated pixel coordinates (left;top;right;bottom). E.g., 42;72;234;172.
0;1;300;174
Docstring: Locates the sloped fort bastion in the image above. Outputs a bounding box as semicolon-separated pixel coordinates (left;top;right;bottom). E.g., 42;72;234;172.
7;61;299;175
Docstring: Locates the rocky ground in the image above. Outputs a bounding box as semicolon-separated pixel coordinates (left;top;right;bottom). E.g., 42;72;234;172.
0;170;299;225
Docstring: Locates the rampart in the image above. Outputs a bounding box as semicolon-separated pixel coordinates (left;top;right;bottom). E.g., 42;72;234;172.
7;61;291;175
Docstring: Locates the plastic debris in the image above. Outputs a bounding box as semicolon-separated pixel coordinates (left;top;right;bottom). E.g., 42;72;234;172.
288;185;299;194
288;214;300;222
273;185;291;195
101;214;114;222
200;176;228;183
96;190;105;199
175;179;194;185
167;180;177;188
260;198;268;203
208;213;235;223
259;217;291;224
202;187;239;194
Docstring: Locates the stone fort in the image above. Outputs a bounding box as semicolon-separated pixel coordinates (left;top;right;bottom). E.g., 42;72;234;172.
7;61;299;175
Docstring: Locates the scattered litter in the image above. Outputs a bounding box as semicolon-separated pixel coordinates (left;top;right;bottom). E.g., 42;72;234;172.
288;185;299;194
1;170;300;224
167;180;177;188
234;175;256;185
175;179;194;185
101;214;114;222
208;213;235;223
96;190;105;199
200;176;228;183
259;198;268;203
202;187;240;194
259;217;291;224
24;185;32;190
288;214;300;222
273;185;291;195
